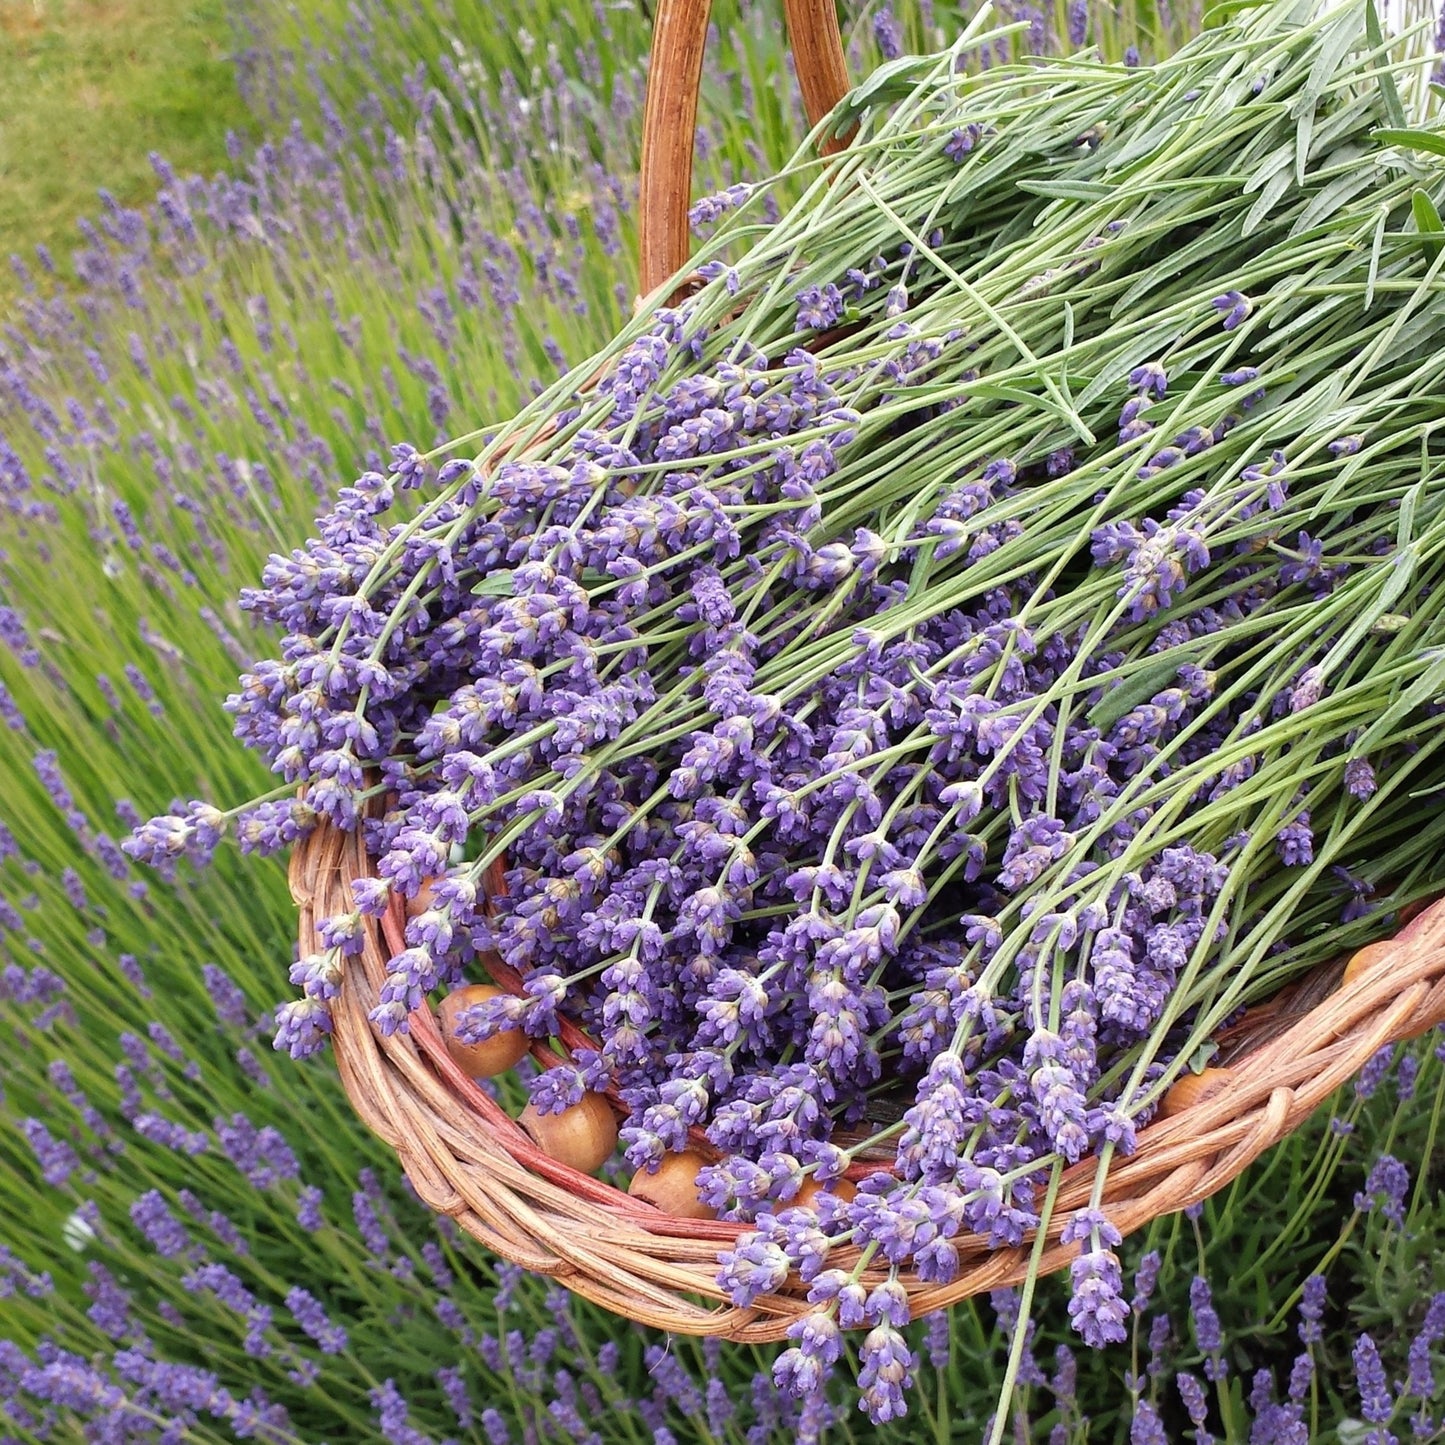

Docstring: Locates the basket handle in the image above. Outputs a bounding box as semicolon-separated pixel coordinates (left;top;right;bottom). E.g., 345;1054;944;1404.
638;0;851;297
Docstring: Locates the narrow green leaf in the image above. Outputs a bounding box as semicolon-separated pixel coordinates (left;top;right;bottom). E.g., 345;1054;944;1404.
1365;205;1387;309
1244;168;1294;235
1374;127;1445;158
1295;107;1314;189
471;570;516;597
1364;0;1407;130
1289;165;1378;237
1075;319;1183;409
1242;142;1294;196
1188;1041;1220;1072
1015;179;1116;200
1397;478;1424;552
1202;0;1274;28
1412;188;1445;253
1295;12;1364;123
1087;647;1205;730
1356;651;1445;754
965;381;1071;415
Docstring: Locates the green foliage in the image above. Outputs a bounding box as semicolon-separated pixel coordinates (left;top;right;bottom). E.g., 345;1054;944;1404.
0;0;251;290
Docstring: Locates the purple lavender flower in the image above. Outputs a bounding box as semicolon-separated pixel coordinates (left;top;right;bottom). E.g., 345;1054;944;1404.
22;1118;80;1187
873;5;904;59
83;1263;135;1340
296;1185;325;1233
858;1323;914;1422
1131;1250;1162;1314
273;997;333;1057
1354;1154;1410;1226
945;125;985;162
1024;1031;1090;1162
1212;290;1252;330
775;1311;842;1396
130;1190;191;1258
1068;1249;1128;1346
1345;756;1378;798
795;284;846;333
717;1234;791;1306
1354;1333;1394;1425
1131;1399;1167;1445
1128;362;1168;398
286;1286;348;1354
1177;1371;1213;1441
1356;1045;1394;1099
1191;1277;1227;1380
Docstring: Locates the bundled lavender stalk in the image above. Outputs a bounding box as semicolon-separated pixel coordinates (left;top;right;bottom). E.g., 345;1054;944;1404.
130;0;1445;1425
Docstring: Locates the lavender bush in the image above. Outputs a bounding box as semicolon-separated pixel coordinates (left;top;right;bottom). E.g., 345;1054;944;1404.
226;0;1208;168
127;0;1445;1420
3;0;1445;1439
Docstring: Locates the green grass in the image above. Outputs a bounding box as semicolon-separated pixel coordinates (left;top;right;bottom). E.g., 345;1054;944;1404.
0;0;248;280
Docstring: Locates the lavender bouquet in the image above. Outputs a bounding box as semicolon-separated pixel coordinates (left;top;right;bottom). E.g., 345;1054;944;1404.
129;0;1445;1425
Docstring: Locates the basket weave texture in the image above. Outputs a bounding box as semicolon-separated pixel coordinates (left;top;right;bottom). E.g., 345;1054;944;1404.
286;0;1445;1341
291;815;1445;1342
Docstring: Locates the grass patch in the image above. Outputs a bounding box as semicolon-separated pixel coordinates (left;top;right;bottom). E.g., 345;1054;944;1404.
0;0;248;281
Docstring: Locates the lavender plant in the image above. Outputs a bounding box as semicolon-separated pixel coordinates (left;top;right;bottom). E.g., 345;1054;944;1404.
119;0;1445;1426
6;0;1445;1438
227;0;1208;178
0;4;849;1439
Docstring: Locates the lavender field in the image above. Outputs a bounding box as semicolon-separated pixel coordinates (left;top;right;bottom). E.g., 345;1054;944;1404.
2;0;1444;1440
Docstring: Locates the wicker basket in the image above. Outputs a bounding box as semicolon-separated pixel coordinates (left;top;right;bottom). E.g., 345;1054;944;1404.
288;0;1445;1342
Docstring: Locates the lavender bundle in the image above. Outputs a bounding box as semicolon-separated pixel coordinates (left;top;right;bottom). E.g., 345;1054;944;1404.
129;0;1445;1425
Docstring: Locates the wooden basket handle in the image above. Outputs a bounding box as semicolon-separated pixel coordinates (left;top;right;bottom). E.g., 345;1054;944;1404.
638;0;851;296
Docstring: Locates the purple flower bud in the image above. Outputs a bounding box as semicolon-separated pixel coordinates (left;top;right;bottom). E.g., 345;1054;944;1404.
21;1118;79;1187
1346;756;1378;798
1128;362;1168;398
717;1233;791;1306
1289;666;1324;712
272;997;333;1058
1354;1153;1409;1226
1177;1371;1212;1440
286;1286;348;1354
1356;1045;1394;1099
872;4;903;59
1211;290;1252;330
1190;1276;1226;1378
945;124;985;162
1131;1400;1167;1445
1354;1333;1394;1423
296;1186;325;1233
1131;1250;1161;1314
858;1322;914;1422
1068;1249;1128;1346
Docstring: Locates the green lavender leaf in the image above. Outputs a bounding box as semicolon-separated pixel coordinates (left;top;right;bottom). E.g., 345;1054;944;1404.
1364;0;1407;130
471;570;516;597
1373;128;1445;158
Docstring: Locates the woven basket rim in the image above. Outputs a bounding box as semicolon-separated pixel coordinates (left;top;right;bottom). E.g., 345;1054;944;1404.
291;816;1445;1340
